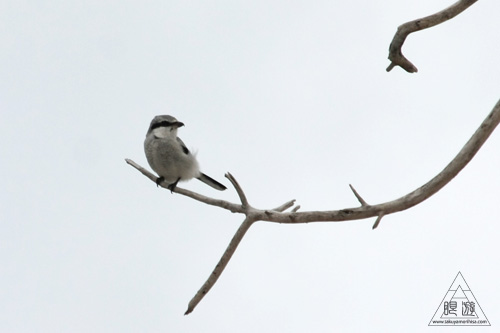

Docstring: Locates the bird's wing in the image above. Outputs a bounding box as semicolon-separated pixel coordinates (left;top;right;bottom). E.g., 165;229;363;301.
176;137;190;155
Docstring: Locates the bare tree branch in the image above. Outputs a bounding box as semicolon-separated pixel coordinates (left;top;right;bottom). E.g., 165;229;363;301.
126;99;500;314
125;159;245;214
185;216;255;315
387;0;478;73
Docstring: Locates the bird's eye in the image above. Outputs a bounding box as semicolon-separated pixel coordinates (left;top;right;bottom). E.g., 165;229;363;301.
151;120;172;130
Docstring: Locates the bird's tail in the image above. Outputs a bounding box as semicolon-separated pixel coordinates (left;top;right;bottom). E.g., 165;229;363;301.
197;173;227;191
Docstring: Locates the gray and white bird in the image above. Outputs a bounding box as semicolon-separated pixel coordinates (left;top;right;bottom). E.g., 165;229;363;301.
144;115;226;192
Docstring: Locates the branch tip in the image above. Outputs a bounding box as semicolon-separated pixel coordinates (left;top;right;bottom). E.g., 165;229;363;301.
292;205;301;213
349;184;369;207
386;63;396;72
225;172;249;208
272;199;296;212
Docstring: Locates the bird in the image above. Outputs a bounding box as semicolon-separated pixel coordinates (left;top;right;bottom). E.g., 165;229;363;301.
144;115;227;192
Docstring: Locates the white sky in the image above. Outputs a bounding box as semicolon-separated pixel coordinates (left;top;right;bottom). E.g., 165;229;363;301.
1;0;499;332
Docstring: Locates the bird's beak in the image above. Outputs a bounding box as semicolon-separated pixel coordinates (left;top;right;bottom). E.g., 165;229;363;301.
174;121;184;128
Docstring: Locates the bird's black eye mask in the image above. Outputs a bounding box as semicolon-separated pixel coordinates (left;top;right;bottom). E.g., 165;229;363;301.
151;120;173;130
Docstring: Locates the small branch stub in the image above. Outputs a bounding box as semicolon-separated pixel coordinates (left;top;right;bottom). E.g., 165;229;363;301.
372;213;384;229
349;184;369;207
272;200;296;212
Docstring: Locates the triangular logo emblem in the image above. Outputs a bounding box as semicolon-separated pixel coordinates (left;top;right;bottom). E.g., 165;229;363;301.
429;272;490;326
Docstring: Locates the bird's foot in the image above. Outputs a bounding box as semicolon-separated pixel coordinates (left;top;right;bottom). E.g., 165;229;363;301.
156;176;165;187
167;178;181;193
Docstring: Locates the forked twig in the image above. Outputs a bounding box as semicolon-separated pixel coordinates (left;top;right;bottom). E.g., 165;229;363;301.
387;0;478;73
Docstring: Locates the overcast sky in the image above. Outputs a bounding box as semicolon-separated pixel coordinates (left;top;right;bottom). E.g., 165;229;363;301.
1;0;499;332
